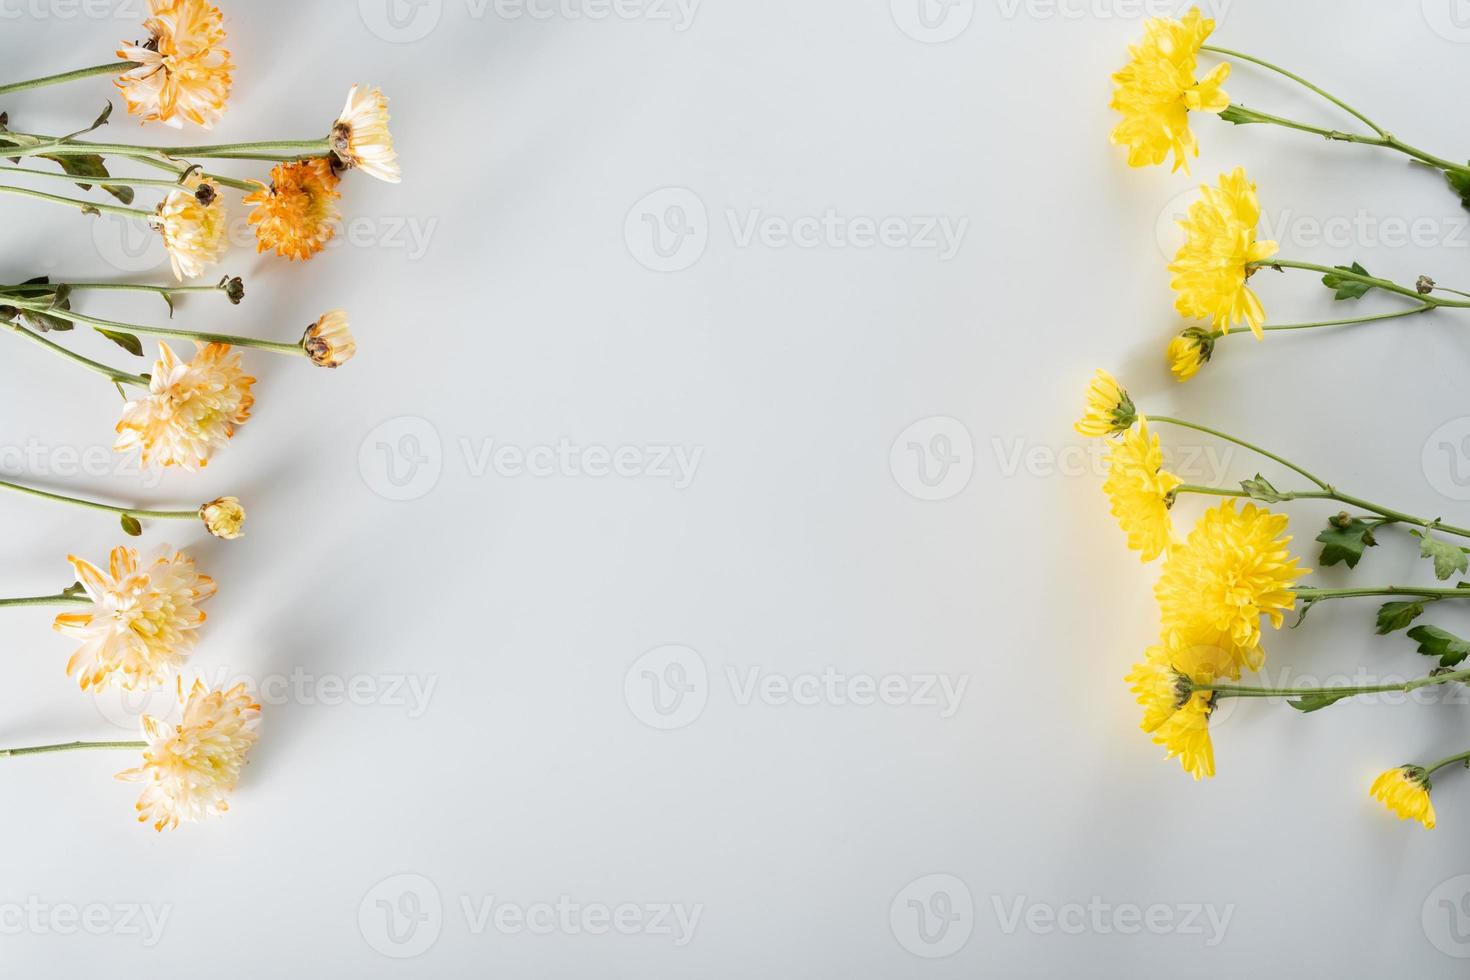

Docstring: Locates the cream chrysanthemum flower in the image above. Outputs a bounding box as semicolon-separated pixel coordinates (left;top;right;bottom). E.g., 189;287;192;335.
200;496;245;539
1370;767;1436;829
243;158;342;260
152;173;228;280
1169;168;1279;339
1156;500;1309;677
1102;417;1181;562
52;546;215;692
117;678;260;832
330;85;400;183
115;341;255;470
115;0;233;129
1075;369;1137;438
1109;9;1230;173
1126;642;1218;780
302;310;356;368
1167;327;1215;382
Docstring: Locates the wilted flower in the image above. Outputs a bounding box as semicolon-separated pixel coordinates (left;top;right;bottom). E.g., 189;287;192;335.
153;172;228;280
330;85;400;183
303;310;355;368
115;0;233;129
115;341;255;470
244;158;342;260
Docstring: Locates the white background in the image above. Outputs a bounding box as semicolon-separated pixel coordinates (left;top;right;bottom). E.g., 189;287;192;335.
3;0;1470;975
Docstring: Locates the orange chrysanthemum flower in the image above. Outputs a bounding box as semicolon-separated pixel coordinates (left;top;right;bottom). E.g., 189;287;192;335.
243;158;343;261
116;0;233;129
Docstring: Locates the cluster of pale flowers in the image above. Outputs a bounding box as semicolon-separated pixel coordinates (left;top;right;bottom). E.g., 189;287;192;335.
0;0;400;830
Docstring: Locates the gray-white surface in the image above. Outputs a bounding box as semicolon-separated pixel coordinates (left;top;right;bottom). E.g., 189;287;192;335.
2;0;1470;975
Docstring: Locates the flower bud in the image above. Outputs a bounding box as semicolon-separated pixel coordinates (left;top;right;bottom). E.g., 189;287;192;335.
302;310;355;368
200;496;245;539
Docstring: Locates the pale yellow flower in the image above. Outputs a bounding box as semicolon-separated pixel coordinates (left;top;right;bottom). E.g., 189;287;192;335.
153;173;228;280
1370;767;1436;829
200;496;245;539
115;0;233;128
1103;417;1181;562
303;310;356;368
1075;369;1136;438
1169;168;1279;338
52;546;215;691
1126;642;1217;780
117;678;260;831
1110;9;1230;173
115;341;255;471
330;86;400;183
1167;328;1214;381
1155;500;1309;677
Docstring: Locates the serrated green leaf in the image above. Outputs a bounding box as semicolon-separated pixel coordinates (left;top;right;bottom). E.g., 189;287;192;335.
1407;624;1470;667
1418;532;1469;581
1288;691;1353;713
1317;518;1378;569
1241;474;1286;503
1322;262;1375;301
120;514;142;537
95;328;143;357
1376;600;1428;634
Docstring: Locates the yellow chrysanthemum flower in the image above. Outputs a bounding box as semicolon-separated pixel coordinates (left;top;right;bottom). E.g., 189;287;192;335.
1126;643;1218;780
1109;9;1230;173
152;173;228;281
200;496;245;539
1169;168;1279;339
331;85;400;183
1167;328;1214;382
1370;767;1436;829
117;678;260;832
302;310;356;368
114;341;256;470
1103;417;1181;562
52;546;215;692
115;0;233;129
243;158;342;260
1075;369;1137;438
1156;500;1309;677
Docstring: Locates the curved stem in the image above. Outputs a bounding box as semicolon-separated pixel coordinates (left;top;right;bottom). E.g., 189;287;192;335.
0;62;126;98
0;593;93;609
0;183;152;218
1221;104;1470;178
1212;305;1435;340
0;740;145;758
1201;665;1470;700
1424;751;1470;779
0;479;198;520
5;301;306;357
1201;45;1387;136
0;318;150;387
1149;416;1332;490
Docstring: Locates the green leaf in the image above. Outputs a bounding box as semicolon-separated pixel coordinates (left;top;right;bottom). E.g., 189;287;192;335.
19;283;72;333
1219;105;1264;126
1376;600;1429;634
1415;531;1469;581
120;514;142;537
1288;691;1353;713
36;152;134;206
1322;262;1375;301
1317;518;1378;569
1447;168;1470;214
1241;474;1286;503
95;328;143;357
1407;624;1470;667
60;582;85;598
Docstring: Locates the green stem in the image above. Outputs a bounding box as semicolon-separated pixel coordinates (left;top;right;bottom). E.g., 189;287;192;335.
1212;305;1435;340
6;138;330;163
5;301;306;357
1298;586;1470;602
0;740;145;758
0;479;199;521
0;281;234;299
1254;259;1470;307
1149;416;1332;490
1424;751;1470;779
0;164;198;191
1170;483;1470;539
1201;666;1470;700
0;183;152;218
1201;45;1388;137
1220;104;1470;178
0;318;150;387
0;593;93;610
0;62;127;98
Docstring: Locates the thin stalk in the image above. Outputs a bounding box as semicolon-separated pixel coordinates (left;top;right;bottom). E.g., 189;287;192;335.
0;281;235;299
0;318;150;387
1424;751;1470;779
0;593;92;609
0;740;145;758
1212;305;1435;341
0;62;126;98
1171;483;1470;539
1201;45;1387;137
1149;416;1332;490
0;479;199;521
1255;260;1470;307
1220;104;1470;178
1200;665;1470;700
5;300;306;357
1298;586;1470;602
0;183;152;218
4;138;330;162
0;164;195;191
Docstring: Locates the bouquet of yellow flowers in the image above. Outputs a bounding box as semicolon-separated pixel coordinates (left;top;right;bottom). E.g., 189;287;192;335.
0;0;399;831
